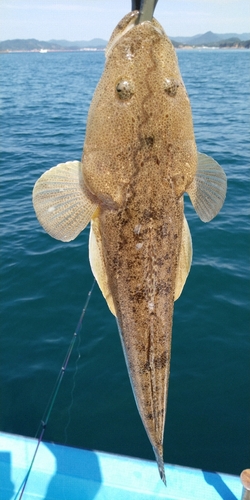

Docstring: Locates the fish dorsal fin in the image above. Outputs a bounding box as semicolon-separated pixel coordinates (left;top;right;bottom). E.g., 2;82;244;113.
174;215;192;301
32;161;97;242
186;152;227;222
89;212;116;316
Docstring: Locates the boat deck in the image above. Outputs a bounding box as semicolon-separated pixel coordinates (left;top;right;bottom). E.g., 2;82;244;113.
0;432;242;499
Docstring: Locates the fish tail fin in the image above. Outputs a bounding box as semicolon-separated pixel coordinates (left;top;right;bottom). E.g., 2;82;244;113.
153;446;167;486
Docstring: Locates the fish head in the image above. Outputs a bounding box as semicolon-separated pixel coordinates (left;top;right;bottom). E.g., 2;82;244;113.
82;12;197;208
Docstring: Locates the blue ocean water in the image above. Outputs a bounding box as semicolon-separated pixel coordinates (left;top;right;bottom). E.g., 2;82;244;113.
0;49;249;477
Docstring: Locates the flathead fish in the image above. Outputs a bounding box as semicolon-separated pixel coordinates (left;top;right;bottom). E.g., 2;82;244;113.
33;11;227;484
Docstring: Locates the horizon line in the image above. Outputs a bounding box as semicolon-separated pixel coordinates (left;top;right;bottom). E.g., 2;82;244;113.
1;30;250;43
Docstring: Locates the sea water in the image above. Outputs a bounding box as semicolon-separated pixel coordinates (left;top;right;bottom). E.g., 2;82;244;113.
0;49;249;476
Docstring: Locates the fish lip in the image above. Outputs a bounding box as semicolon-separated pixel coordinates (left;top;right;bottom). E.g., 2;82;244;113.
105;12;139;58
105;12;166;60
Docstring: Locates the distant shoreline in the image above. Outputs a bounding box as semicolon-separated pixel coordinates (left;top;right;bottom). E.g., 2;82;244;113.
1;32;249;52
1;46;249;54
0;48;106;53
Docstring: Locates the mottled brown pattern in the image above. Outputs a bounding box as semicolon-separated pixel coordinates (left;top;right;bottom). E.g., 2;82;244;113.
81;12;197;482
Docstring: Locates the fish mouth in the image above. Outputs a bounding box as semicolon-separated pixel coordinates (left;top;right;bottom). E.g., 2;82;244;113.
105;12;138;58
106;2;160;58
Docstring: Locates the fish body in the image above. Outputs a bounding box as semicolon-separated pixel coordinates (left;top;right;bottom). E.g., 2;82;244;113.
83;17;195;480
33;11;227;484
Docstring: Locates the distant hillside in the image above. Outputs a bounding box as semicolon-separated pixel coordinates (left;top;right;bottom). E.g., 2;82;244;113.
0;39;78;52
48;38;107;48
173;36;250;49
1;32;249;52
171;31;250;44
214;38;250;49
0;38;106;52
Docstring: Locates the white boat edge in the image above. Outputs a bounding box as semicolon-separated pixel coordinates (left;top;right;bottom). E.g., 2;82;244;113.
0;431;242;499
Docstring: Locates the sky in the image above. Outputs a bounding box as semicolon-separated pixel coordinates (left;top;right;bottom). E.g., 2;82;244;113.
1;0;250;41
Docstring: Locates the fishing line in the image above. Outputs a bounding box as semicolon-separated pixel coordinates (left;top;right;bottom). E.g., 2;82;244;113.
14;279;95;500
63;329;82;446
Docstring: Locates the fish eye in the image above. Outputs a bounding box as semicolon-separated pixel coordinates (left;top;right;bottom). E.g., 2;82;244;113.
116;80;133;100
164;78;179;97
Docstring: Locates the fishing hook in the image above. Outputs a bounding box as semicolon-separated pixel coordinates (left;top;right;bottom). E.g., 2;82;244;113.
132;0;159;23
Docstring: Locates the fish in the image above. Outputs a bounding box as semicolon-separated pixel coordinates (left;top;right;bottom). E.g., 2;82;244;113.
32;11;227;484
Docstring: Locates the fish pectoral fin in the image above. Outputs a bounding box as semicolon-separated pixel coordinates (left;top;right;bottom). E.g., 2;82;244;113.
186;152;227;222
174;215;192;301
89;214;116;316
32;161;97;242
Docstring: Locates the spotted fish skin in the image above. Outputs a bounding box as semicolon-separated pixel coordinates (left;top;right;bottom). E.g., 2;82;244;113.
98;173;182;474
32;11;227;485
82;13;197;211
82;14;197;482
